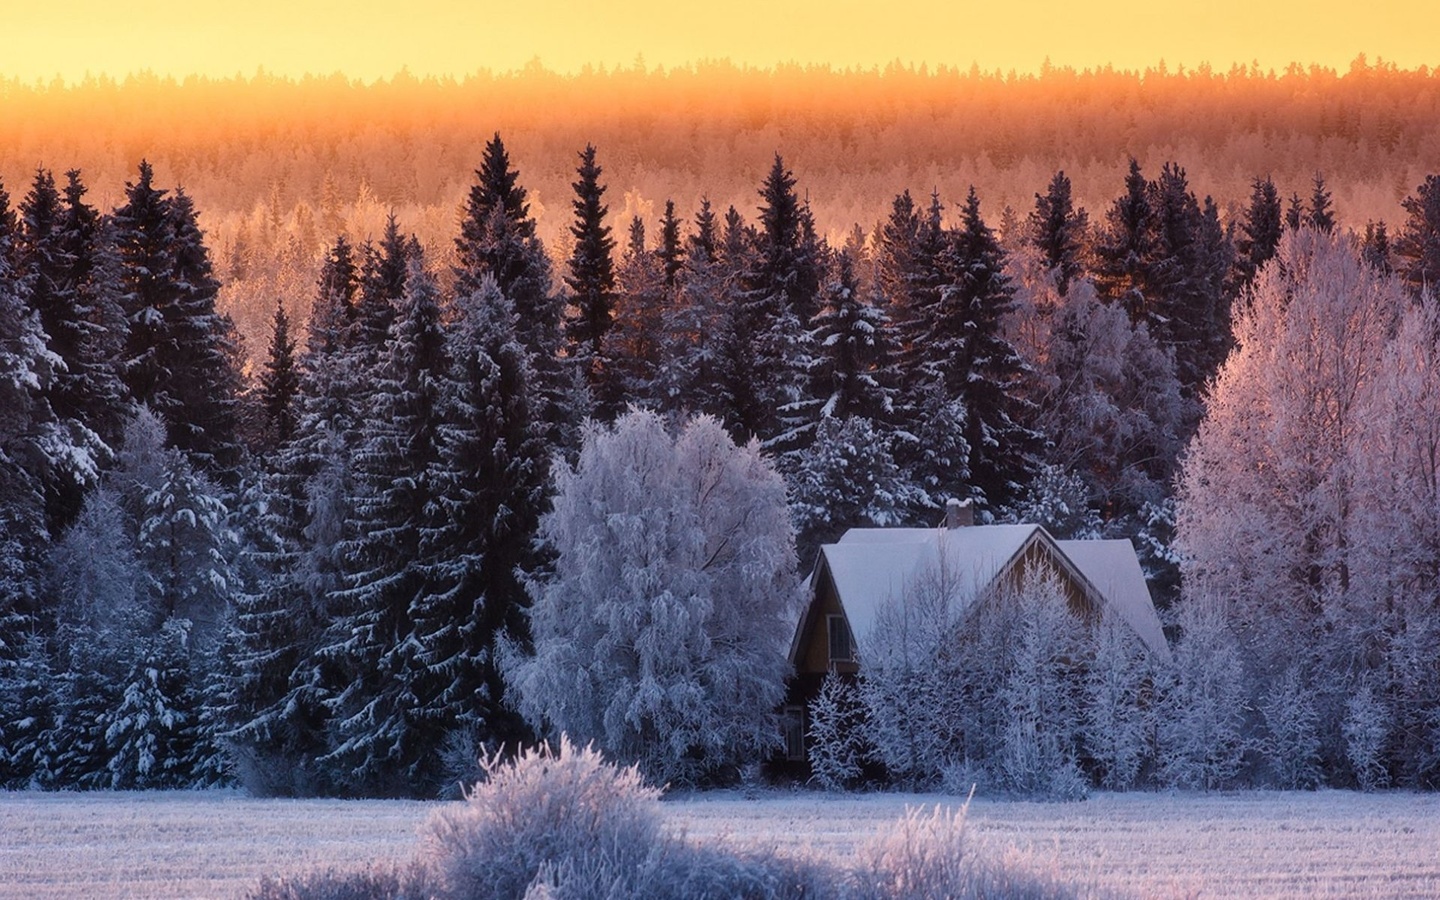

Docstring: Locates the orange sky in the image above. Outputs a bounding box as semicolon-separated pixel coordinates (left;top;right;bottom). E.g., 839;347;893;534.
5;0;1437;83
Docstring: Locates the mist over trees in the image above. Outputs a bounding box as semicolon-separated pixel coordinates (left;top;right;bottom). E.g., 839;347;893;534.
3;127;1440;796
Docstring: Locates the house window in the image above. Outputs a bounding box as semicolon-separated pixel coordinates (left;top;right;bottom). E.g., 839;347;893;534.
828;615;853;663
783;705;806;761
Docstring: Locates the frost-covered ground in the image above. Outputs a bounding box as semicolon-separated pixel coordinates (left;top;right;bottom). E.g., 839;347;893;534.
3;788;1439;899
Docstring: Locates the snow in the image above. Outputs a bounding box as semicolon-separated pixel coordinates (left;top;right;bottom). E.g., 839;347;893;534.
822;525;1167;659
3;789;1439;899
1057;538;1171;660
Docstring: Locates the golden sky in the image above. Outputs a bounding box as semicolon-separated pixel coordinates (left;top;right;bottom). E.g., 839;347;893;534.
5;0;1437;82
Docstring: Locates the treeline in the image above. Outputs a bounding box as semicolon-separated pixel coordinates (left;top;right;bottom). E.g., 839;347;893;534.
5;59;1440;364
2;130;1440;794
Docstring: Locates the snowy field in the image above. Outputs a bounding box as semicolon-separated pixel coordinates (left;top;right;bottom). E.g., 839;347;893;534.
3;788;1440;899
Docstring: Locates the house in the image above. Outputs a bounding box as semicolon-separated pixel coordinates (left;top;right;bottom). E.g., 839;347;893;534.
780;500;1170;764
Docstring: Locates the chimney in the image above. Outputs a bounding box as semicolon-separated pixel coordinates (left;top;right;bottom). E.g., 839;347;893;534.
945;497;974;529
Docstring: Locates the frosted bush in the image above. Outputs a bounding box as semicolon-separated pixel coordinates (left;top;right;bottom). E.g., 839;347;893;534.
422;738;662;899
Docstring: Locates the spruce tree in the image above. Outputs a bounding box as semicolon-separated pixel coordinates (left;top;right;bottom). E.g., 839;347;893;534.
415;275;546;760
602;217;667;416
563;144;616;366
1027;170;1089;297
455;134;558;363
0;179;54;638
113;163;241;481
1395;174;1440;297
1234;176;1284;289
1093;158;1155;319
258;299;299;454
1308;172;1336;233
935;188;1040;513
325;258;449;795
1362;221;1393;274
657;199;684;288
809;249;893;422
19;167;108;532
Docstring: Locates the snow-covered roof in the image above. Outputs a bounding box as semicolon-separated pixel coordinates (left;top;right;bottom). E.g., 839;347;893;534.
814;524;1169;661
1057;539;1171;660
823;524;1041;651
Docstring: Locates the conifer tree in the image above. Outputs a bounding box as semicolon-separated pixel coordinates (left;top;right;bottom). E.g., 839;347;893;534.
809;249;893;423
655;198;723;414
657;199;684;288
224;236;361;797
563;144;616;368
935;188;1040;513
455;134;558;363
325;258;449;795
1234;176;1284;288
1362;221;1393;274
258;300;299;454
1026;170;1089;297
602;217;667;415
1395;174;1440;296
113;163;241;480
1308;172;1336;233
0;179;54;638
1286;192;1306;230
743;155;821;448
1093;159;1155;318
18;167;109;532
414;275;546;759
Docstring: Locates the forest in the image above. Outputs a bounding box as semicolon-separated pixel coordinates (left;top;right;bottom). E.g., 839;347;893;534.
3;61;1440;797
5;58;1440;363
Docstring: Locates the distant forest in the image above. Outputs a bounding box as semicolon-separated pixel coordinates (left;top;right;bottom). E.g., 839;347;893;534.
4;58;1440;360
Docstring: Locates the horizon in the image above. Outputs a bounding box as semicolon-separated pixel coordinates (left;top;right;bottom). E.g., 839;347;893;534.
7;0;1435;85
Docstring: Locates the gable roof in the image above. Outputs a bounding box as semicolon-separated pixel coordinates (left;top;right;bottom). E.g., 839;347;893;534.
1056;538;1170;659
805;524;1170;662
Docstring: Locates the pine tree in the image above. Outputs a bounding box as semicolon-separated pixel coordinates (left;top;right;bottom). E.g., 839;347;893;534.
1026;170;1088;297
563;144;616;366
258;299;299;455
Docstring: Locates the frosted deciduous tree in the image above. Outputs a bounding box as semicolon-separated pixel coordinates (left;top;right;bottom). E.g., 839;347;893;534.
1259;666;1322;789
1082;611;1154;790
995;563;1088;799
1156;599;1250;791
806;670;867;791
510;410;799;785
1177;228;1404;677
